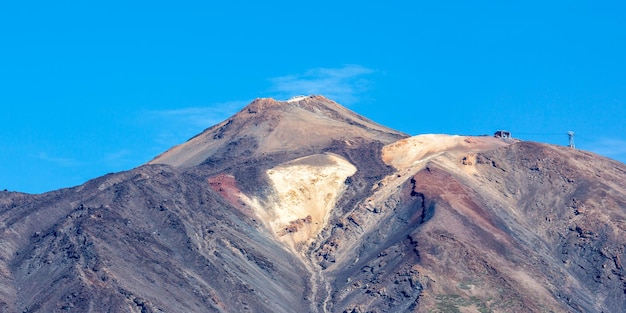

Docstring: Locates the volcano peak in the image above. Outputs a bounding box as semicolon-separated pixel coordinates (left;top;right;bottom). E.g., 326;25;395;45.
149;96;407;168
3;96;626;312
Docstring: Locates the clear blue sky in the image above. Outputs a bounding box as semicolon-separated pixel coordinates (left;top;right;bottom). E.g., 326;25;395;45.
1;1;625;193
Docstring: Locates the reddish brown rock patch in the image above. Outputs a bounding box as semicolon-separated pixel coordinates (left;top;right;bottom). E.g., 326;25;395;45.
277;215;313;237
208;174;252;215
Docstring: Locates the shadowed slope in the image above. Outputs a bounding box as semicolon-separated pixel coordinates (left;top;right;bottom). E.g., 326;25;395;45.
315;138;626;312
1;165;310;312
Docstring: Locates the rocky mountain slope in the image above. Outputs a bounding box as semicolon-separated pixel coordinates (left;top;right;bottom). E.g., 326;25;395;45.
1;95;625;312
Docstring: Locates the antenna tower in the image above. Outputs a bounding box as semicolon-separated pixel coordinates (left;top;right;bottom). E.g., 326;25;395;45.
567;131;575;148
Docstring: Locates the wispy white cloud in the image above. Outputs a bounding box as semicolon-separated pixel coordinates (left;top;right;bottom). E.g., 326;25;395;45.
143;100;247;148
585;137;626;163
269;65;375;105
148;101;247;129
104;149;131;162
35;149;137;170
34;152;81;167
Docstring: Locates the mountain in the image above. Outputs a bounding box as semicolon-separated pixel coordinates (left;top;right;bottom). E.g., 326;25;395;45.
1;95;625;312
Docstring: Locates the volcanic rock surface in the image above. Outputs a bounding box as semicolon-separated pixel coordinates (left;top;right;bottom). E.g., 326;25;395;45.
1;95;626;312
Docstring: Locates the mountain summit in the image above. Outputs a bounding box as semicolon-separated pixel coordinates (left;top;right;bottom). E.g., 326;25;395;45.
149;95;406;167
1;96;626;312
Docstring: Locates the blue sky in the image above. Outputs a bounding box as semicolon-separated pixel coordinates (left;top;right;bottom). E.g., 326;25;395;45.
1;1;625;193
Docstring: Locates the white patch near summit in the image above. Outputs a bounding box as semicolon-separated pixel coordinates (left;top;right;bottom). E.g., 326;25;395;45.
286;95;309;103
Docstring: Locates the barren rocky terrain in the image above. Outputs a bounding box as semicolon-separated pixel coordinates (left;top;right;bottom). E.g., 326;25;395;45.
1;95;625;312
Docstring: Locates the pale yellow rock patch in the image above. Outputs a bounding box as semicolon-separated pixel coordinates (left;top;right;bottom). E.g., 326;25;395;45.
382;134;510;170
243;153;356;250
